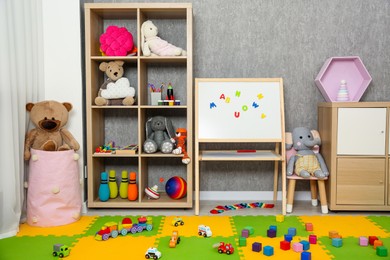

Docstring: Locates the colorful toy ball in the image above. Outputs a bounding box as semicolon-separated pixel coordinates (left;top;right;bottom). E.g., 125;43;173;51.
165;176;187;199
99;25;134;56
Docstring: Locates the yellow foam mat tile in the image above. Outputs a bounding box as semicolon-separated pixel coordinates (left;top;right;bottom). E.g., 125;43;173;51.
17;216;97;237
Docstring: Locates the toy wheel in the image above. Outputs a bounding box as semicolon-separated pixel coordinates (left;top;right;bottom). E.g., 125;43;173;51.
180;221;184;225
102;233;110;241
145;254;150;259
121;229;128;236
227;251;231;255
131;227;137;234
174;222;179;227
59;253;64;258
177;237;181;244
153;255;158;260
137;226;143;232
198;232;202;236
203;233;207;238
111;230;119;238
218;249;223;254
52;252;57;257
146;224;152;231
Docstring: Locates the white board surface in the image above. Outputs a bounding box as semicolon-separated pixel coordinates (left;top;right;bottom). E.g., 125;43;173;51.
196;78;283;140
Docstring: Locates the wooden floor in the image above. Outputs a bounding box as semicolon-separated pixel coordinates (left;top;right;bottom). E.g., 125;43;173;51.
85;200;390;217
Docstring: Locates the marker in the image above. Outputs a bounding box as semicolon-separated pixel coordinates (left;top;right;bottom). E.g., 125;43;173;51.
237;150;256;153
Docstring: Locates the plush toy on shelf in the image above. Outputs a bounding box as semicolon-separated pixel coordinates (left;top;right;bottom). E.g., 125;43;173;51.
286;127;329;179
143;116;176;154
99;25;137;56
172;128;190;164
141;20;186;57
24;100;80;161
95;60;136;106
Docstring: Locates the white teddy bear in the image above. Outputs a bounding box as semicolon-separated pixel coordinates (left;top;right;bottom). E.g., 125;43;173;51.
141;20;186;57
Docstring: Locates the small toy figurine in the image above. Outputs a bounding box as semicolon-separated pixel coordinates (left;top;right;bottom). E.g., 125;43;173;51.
52;244;70;258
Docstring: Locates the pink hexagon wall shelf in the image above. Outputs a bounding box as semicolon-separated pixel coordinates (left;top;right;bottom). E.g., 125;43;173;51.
315;56;372;102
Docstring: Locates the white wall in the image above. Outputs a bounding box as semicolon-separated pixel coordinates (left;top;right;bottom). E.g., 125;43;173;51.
41;0;84;197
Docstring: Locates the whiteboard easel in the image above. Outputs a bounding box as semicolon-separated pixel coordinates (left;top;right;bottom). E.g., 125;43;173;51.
194;78;286;215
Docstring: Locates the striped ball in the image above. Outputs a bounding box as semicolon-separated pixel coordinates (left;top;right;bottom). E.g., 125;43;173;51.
165;176;187;199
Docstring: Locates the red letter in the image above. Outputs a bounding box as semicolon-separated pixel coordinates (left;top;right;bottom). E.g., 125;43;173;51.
234;112;240;118
220;94;225;100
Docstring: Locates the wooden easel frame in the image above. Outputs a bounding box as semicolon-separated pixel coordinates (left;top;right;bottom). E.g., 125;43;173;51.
194;78;286;215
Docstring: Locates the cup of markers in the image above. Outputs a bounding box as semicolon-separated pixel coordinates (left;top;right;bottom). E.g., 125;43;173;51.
148;83;180;106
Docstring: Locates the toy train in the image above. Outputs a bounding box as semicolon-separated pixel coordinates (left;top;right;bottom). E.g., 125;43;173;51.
95;216;153;241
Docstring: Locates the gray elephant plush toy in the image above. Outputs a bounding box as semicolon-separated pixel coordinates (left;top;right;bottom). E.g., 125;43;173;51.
286;127;329;179
143;116;176;153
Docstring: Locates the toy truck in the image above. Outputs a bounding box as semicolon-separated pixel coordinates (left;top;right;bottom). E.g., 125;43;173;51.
198;225;212;237
52;244;70;258
172;217;184;227
215;242;234;255
145;247;162;259
169;230;181;248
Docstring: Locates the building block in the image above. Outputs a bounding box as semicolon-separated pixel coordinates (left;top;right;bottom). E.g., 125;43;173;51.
252;242;262;252
288;227;296;236
241;229;249;238
300;240;310;251
332;238;343;247
269;225;277;231
359;236;368;246
329;230;339;238
280;240;290;250
284;234;293;242
267;229;276;238
276;215;284;222
309;234;317;244
374;240;384;249
369;236;378;245
301;251;312;260
293;242;303;252
239;237;246;246
244;226;254;235
263;246;274;256
305;223;313;231
314;56;372;102
377;246;388;257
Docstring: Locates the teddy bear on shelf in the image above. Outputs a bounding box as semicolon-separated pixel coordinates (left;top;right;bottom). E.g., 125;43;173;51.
95;60;136;106
143;116;176;154
24;100;80;161
141;20;186;57
286;127;329;179
172;128;190;164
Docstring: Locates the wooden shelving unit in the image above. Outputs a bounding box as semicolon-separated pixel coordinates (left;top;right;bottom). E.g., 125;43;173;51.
84;3;193;209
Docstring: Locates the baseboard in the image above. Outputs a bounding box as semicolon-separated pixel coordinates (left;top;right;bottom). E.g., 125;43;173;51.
199;191;311;201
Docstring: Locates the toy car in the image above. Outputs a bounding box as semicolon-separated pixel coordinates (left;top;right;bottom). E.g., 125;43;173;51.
198;225;212;237
145;247;162;259
216;242;234;255
172;217;184;227
52;244;70;258
169;230;181;248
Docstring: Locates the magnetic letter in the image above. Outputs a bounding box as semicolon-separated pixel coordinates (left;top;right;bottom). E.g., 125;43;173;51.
235;91;241;97
234;112;240;118
252;102;259;108
225;97;231;103
210;102;217;109
219;94;225;100
242;105;248;111
257;93;264;99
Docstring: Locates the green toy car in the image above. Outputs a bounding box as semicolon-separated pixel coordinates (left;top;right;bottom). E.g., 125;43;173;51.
52;244;70;258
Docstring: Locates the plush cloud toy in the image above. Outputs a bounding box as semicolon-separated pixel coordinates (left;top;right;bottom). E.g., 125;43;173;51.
95;60;136;106
24;100;80;160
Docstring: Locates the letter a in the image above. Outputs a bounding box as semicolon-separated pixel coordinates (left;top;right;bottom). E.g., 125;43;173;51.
234;112;240;118
219;94;225;100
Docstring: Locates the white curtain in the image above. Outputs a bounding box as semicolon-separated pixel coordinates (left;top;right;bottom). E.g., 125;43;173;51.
0;0;44;239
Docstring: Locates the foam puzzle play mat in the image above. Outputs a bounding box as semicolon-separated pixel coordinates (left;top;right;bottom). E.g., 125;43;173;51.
1;215;389;259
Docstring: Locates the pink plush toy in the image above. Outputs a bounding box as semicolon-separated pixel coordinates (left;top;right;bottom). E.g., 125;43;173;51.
100;25;134;56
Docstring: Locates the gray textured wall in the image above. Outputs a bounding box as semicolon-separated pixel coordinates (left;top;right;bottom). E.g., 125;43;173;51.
83;0;390;192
